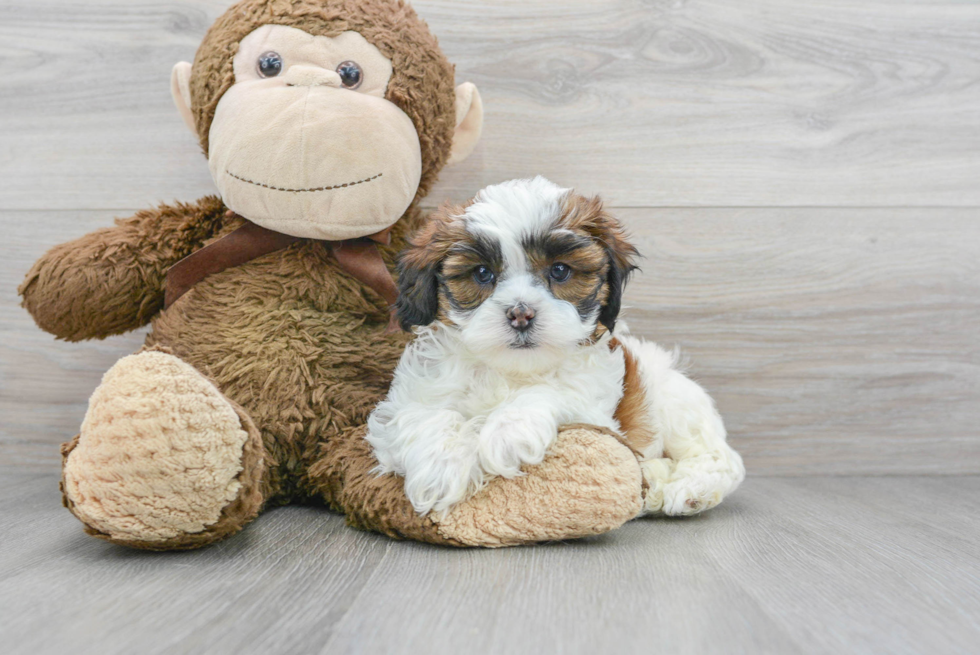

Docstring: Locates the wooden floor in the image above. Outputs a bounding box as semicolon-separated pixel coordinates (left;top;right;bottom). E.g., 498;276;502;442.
0;472;977;655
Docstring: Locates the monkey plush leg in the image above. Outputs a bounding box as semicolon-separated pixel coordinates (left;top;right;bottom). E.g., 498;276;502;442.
616;335;745;517
434;427;644;546
308;426;643;547
61;350;268;550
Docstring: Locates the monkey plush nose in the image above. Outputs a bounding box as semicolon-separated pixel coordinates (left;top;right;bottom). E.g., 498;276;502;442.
284;65;342;88
506;303;535;332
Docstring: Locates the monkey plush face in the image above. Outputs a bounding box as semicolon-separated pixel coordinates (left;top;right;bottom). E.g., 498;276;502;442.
207;25;421;240
171;0;482;241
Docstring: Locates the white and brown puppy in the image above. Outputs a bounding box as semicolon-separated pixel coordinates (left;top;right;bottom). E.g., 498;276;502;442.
367;177;744;516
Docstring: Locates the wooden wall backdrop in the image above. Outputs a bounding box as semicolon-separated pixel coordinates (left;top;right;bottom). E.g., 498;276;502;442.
1;0;978;474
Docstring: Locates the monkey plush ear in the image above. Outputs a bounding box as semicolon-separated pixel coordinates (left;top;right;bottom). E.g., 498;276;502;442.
447;83;483;165
171;62;196;134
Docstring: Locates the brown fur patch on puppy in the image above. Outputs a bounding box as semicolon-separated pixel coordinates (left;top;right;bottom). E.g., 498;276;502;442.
556;194;638;269
438;232;502;319
554;193;640;333
398;202;470;271
395;202;471;329
610;338;658;456
524;230;609;322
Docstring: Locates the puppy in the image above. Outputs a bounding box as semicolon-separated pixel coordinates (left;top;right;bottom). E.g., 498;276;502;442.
368;177;745;516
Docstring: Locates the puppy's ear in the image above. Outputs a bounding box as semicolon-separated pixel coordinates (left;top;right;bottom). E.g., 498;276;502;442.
395;204;466;331
598;233;639;333
395;258;440;330
560;194;640;333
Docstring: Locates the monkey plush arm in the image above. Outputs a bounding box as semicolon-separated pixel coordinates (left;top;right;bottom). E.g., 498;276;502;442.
19;196;227;341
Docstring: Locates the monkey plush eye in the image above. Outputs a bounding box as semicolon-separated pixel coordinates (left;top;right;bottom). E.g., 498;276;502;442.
473;265;496;286
336;61;363;89
549;263;572;282
257;52;284;78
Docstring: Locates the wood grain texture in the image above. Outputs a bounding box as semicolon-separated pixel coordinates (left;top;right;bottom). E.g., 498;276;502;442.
0;473;977;655
1;0;979;210
3;2;977;650
618;207;980;475
3;207;977;475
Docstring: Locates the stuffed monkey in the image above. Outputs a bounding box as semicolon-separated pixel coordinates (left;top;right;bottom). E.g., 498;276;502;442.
19;0;646;550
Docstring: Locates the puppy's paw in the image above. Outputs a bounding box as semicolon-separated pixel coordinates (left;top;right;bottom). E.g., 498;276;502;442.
402;450;484;516
661;468;732;516
641;450;744;516
662;477;724;515
478;408;556;478
638;458;674;515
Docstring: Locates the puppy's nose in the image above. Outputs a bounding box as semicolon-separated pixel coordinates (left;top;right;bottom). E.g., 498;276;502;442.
505;303;535;332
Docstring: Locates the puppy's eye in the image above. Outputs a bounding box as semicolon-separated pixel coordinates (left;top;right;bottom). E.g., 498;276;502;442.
257;52;284;78
473;265;496;285
549;263;572;282
336;61;363;89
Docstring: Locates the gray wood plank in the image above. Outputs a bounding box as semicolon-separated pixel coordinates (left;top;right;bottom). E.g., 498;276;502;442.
701;477;980;654
4;208;977;475
324;510;803;655
0;473;393;654
619;206;980;475
1;0;979;210
2;472;977;655
325;477;980;655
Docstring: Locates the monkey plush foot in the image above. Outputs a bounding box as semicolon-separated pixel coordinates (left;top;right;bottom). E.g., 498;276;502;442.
61;350;267;550
431;427;643;547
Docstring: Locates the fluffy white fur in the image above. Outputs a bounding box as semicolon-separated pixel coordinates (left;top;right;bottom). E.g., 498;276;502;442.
450;177;599;375
614;333;745;516
368;177;745;517
368;325;625;515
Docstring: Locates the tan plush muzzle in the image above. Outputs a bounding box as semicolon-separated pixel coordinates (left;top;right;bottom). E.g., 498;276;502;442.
206;26;423;240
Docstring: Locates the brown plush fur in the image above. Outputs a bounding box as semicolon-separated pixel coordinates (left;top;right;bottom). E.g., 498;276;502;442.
147;210;415;504
20;197;227;342
21;0;644;550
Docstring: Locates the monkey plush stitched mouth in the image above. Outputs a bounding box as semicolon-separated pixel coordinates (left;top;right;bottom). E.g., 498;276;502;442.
164;15;485;316
172;24;481;242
